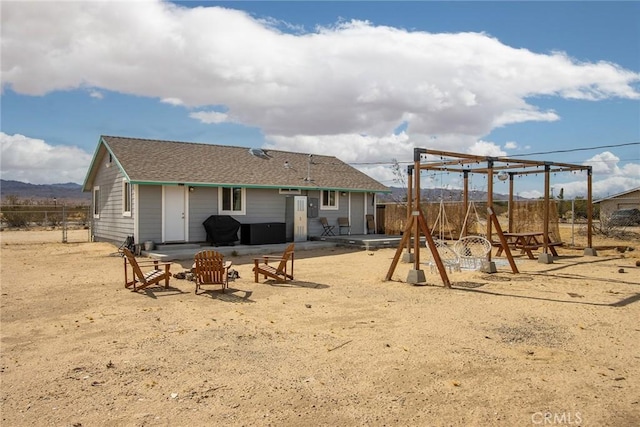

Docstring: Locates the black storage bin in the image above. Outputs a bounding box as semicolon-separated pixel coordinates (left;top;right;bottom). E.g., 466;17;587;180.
241;223;286;245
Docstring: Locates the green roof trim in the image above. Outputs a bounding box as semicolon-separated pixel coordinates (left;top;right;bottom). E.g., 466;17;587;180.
129;180;391;193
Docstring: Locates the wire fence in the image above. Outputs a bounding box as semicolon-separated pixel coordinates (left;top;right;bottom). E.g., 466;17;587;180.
0;204;91;243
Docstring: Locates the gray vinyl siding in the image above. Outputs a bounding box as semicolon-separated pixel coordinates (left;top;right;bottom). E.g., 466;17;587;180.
188;187;219;242
236;188;288;243
307;190;351;236
91;153;134;245
137;185;162;244
242;188;289;223
186;187;290;243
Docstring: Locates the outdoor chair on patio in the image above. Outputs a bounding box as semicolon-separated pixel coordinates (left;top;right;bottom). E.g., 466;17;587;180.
253;243;295;283
366;214;375;234
319;217;335;236
122;248;172;292
193;250;232;294
338;217;351;235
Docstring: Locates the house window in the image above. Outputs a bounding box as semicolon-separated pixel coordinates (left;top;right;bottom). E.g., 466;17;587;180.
219;187;246;215
122;181;131;217
321;190;338;210
279;188;301;195
93;186;100;218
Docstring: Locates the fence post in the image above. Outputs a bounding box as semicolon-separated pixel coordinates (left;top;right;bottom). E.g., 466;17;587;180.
571;199;575;246
62;204;67;243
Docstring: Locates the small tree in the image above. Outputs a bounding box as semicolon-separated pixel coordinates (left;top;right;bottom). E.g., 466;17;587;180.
390;158;408;206
557;188;569;219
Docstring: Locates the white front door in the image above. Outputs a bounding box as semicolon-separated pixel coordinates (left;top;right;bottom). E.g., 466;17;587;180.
294;196;307;242
164;186;186;242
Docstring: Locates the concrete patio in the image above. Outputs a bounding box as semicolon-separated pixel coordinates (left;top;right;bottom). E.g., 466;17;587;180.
143;234;403;261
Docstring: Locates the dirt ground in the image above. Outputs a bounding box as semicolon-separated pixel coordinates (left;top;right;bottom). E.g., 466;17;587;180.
1;228;639;426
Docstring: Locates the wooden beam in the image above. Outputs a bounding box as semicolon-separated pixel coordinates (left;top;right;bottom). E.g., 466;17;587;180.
488;207;519;273
413;155;421;269
508;173;514;233
486;159;494;261
385;217;414;281
543;164;550;254
406;165;413;255
587;167;593;248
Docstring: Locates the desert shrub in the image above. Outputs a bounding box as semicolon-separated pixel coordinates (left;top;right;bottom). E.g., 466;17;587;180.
1;196;36;227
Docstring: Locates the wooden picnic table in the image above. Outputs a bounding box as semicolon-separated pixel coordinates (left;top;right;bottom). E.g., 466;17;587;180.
494;231;562;259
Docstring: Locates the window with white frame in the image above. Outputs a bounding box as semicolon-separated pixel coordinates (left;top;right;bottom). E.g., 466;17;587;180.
219;187;246;215
321;190;338;210
93;186;100;218
122;180;132;216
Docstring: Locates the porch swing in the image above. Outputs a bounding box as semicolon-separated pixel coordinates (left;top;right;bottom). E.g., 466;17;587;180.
424;174;460;273
432;196;456;242
453;199;493;270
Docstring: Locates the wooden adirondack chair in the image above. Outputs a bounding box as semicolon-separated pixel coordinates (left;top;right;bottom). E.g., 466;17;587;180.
122;248;172;291
193;250;232;294
253;243;295;283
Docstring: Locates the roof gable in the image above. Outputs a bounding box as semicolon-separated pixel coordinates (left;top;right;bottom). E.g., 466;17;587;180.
84;136;389;193
594;186;640;203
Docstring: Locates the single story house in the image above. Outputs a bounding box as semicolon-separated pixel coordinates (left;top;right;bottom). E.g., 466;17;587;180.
82;136;390;246
594;186;640;218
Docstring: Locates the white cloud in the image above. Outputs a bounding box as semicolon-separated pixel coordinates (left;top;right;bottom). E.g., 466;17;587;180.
0;133;92;184
161;97;184;106
1;1;639;191
266;132;413;163
89;90;103;99
492;108;559;128
189;110;230;124
2;1;638;146
552;175;640;200
356;164;400;187
467;140;506;157
504;141;518;150
584;151;621;175
620;162;640;178
518;190;543;199
545;151;640;199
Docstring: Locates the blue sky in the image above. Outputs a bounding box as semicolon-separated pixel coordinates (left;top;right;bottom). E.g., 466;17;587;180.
1;0;639;199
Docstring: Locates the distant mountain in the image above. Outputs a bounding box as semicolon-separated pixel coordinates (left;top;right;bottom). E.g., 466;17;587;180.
0;180;521;206
377;186;523;203
0;180;90;204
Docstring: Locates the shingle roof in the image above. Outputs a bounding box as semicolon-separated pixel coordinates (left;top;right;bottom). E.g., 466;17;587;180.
89;136;389;192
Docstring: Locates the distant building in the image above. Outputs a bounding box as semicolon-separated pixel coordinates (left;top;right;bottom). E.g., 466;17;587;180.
594;187;640;218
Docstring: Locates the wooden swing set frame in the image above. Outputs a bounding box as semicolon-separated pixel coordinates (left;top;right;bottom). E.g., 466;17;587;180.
385;148;595;286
